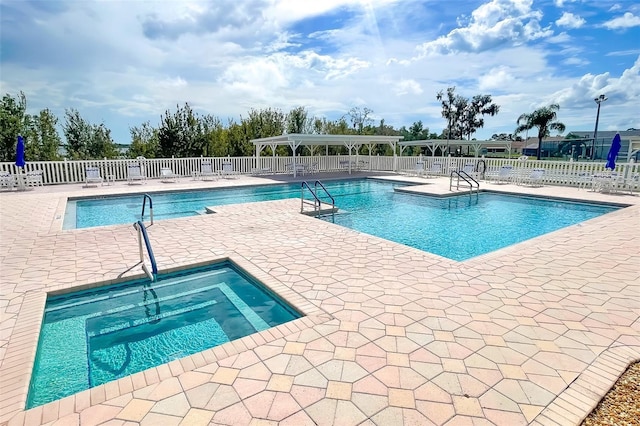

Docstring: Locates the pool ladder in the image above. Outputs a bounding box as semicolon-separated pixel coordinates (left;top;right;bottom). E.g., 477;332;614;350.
301;181;336;220
450;171;479;196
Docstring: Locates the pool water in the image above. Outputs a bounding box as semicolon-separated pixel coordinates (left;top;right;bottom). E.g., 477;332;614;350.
27;262;300;408
65;179;620;261
325;184;619;260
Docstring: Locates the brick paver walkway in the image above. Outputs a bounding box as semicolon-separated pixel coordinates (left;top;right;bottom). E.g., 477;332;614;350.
1;174;638;425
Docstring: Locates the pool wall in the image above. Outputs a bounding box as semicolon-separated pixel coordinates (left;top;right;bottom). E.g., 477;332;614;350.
10;255;331;416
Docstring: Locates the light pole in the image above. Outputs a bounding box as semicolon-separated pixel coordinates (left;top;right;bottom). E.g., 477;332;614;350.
592;94;607;160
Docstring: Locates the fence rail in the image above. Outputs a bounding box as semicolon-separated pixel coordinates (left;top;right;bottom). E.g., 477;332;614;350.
0;155;637;190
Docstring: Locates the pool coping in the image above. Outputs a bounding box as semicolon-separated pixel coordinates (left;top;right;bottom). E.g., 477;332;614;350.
0;254;333;424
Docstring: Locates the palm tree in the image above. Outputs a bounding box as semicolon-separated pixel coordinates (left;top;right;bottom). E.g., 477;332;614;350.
515;104;566;160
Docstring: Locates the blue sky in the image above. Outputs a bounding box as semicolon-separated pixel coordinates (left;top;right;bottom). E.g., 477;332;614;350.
1;0;639;144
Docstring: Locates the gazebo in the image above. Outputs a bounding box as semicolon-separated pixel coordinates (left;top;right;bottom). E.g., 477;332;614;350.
251;134;404;177
398;139;513;157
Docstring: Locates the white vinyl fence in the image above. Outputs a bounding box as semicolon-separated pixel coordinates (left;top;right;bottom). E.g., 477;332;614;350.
0;155;637;190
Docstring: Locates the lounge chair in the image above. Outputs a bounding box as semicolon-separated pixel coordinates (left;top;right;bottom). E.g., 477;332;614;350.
401;162;424;176
26;170;44;187
160;167;178;183
0;171;15;190
461;163;479;180
522;168;545;187
623;173;639;194
287;163;307;175
251;167;272;176
425;162;442;178
201;160;218;181
84;167;104;187
496;165;513;184
127;164;146;184
221;162;237;179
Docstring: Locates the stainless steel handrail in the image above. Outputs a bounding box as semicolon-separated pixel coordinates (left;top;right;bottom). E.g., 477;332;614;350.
450;170;479;195
301;181;321;214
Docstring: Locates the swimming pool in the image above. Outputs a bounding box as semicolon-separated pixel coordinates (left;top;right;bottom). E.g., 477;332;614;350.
27;261;300;408
65;179;620;260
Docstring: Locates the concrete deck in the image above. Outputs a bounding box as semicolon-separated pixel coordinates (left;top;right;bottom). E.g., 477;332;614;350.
1;172;639;426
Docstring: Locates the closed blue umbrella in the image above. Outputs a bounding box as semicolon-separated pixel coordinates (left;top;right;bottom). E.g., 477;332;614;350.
15;135;25;168
605;133;621;170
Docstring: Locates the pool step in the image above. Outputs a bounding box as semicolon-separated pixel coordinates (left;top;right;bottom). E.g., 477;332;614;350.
87;298;219;338
300;201;338;216
47;269;228;313
85;280;225;329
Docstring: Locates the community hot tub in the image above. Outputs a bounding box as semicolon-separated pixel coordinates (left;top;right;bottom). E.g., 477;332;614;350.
27;261;301;408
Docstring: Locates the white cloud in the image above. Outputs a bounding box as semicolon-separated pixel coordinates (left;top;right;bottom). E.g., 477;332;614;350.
608;4;622;12
551;56;640;109
602;12;640;29
478;66;517;91
1;0;638;141
562;57;589;66
606;49;640;56
393;79;423;96
416;0;553;56
546;32;572;43
554;0;577;8
555;12;586;29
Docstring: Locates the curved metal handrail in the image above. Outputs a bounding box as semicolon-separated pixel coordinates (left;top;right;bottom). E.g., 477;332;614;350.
141;193;154;225
314;180;335;206
314;180;335;221
134;220;158;281
301;181;321;213
450;170;479;195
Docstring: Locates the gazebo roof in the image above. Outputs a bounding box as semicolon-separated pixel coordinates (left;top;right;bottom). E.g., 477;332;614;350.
398;139;512;148
398;139;513;157
251;133;404;149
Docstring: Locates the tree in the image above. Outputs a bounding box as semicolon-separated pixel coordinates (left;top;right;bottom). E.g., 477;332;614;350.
24;109;62;161
286;106;312;134
515;104;566;160
63;109;119;160
226;119;250;157
203;116;230;157
347;107;374;134
437;87;499;140
461;94;499;140
243;108;285;140
490;133;514;141
157;103;207;158
128;122;159;158
436;87;462;140
0;92;28;162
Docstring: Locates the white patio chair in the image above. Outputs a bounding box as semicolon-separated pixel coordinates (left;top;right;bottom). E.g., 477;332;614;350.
425;162;442;178
160;167;178;183
461;163;480;180
201;160;218;181
221;162;238;179
84;166;103;187
26;170;44;187
522;168;545;187
496;165;513;184
0;171;15;190
127;164;146;184
623;173;639;194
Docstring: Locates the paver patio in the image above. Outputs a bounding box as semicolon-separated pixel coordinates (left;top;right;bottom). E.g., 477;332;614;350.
0;173;638;426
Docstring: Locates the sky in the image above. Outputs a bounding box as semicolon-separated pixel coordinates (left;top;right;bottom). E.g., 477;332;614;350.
1;0;639;144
